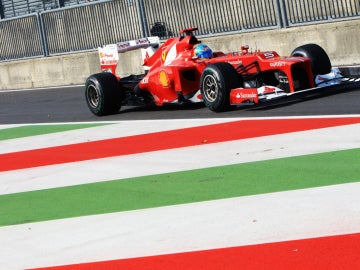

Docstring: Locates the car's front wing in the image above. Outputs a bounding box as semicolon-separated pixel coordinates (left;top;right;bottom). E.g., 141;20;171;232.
230;68;360;108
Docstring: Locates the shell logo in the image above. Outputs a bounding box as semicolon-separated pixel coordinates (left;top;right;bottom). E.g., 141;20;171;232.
159;70;170;87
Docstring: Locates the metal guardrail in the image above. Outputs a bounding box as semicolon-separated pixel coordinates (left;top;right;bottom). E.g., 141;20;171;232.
282;0;360;26
0;13;44;60
40;0;138;55
0;0;359;61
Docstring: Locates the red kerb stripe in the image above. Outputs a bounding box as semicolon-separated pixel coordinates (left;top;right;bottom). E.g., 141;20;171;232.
31;232;360;270
2;117;360;172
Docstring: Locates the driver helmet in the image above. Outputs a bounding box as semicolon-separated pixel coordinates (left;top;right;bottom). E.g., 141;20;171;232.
194;43;212;59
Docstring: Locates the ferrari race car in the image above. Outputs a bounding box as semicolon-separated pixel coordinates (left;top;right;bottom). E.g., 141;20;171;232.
85;27;359;116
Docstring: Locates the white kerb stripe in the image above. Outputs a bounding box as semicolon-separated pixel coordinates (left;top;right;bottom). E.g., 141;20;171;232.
0;123;359;195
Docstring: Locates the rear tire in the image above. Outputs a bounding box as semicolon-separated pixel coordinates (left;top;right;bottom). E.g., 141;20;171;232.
85;73;122;116
291;44;332;75
200;62;241;112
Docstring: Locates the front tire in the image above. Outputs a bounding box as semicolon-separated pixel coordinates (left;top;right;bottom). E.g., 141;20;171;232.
85;73;122;116
200;62;241;112
291;44;332;75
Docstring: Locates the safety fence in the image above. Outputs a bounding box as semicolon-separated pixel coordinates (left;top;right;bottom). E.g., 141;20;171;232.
0;0;359;61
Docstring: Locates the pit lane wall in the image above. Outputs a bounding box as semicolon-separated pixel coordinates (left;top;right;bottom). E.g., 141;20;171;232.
0;20;359;90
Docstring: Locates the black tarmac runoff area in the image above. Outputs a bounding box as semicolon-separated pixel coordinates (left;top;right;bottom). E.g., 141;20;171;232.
1;82;360;125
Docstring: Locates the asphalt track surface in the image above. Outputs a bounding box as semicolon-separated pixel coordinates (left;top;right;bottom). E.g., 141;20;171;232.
1;83;360;124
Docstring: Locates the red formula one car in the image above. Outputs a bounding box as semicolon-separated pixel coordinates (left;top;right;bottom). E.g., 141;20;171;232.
85;27;359;116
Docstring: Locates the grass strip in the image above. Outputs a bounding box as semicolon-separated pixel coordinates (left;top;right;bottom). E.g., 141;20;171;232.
0;148;359;226
0;124;109;140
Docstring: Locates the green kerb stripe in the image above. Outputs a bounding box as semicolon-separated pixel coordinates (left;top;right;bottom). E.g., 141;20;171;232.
1;148;359;226
0;124;109;140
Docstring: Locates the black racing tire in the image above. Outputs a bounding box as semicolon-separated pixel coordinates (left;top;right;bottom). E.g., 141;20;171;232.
291;43;332;75
85;72;122;116
200;62;241;112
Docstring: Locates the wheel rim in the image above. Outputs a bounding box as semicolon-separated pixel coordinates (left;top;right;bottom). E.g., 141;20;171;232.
203;74;218;102
87;84;99;108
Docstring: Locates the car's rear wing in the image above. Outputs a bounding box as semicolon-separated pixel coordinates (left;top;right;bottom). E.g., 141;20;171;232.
98;36;160;76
